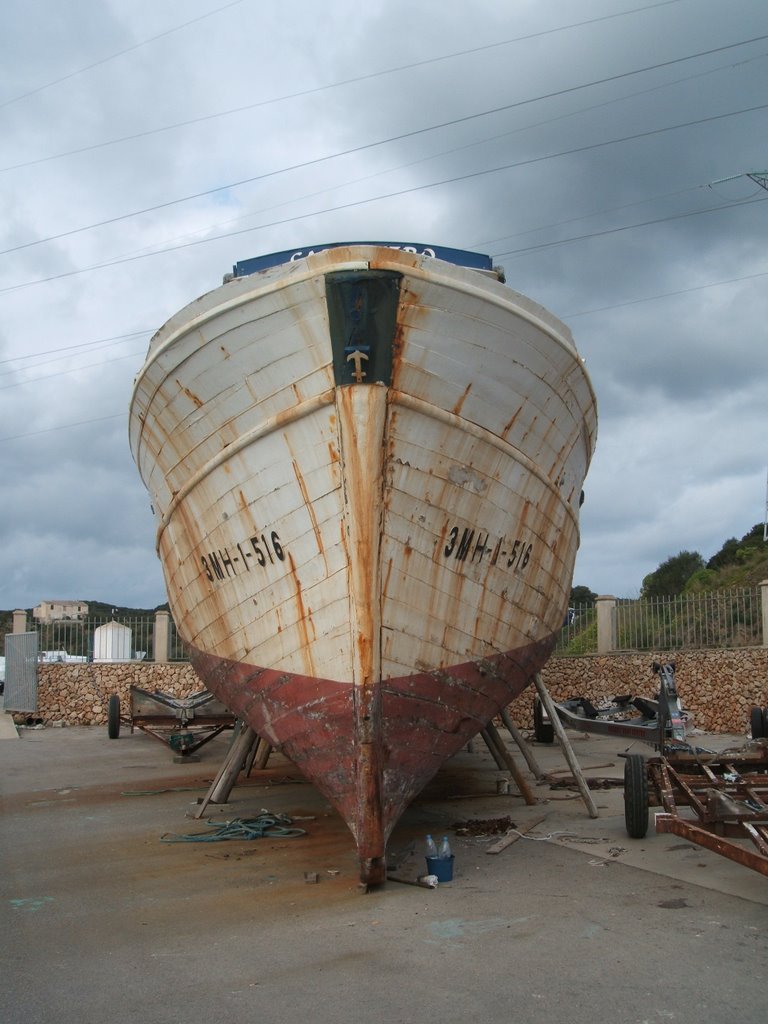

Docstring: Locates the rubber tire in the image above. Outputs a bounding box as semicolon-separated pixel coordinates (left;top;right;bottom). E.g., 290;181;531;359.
624;754;649;839
750;705;765;740
533;696;554;744
107;694;121;739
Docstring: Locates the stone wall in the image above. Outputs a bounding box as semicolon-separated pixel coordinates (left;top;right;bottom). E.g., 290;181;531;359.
31;647;768;733
34;662;202;726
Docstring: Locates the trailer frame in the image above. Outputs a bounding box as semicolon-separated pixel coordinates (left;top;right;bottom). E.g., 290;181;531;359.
623;746;768;877
107;686;235;759
544;660;768;878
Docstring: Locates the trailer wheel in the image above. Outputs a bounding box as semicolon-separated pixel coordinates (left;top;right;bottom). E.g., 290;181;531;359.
533;696;554;744
624;754;649;839
750;705;765;740
107;694;121;739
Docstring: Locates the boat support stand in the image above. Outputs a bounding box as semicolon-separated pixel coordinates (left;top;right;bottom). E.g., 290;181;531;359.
193;720;271;819
531;672;599;819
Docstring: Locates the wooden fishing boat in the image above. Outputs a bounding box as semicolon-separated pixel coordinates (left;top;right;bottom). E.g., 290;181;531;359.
129;242;597;884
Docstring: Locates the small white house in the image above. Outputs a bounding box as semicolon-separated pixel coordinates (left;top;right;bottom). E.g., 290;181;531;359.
93;621;132;662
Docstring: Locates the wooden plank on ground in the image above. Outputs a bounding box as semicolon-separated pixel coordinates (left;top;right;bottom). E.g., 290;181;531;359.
486;815;547;855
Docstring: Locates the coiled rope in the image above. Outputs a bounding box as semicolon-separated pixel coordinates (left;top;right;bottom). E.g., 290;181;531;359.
161;813;306;843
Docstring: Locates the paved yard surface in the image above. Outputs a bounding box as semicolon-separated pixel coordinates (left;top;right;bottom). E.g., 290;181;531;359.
2;716;766;1024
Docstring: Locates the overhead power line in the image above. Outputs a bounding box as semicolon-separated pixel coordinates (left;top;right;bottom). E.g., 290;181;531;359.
0;1;685;171
494;194;768;260
708;169;768;191
0;413;124;442
0;329;151;367
563;266;768;319
0;0;251;110
1;100;766;296
0;348;146;390
74;50;768;269
3;33;767;258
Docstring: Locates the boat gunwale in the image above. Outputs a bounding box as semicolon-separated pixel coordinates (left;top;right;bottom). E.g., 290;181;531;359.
129;246;597;456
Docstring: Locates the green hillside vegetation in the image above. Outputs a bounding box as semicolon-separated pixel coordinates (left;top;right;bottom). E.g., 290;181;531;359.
642;523;768;598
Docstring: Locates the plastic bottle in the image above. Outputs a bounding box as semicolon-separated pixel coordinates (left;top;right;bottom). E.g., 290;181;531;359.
425;834;438;858
438;835;452;860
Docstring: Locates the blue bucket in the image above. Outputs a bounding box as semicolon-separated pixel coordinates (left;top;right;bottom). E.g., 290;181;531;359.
425;855;454;882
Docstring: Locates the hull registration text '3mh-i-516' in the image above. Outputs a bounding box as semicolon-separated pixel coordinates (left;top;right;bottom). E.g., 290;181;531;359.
129;242;597;885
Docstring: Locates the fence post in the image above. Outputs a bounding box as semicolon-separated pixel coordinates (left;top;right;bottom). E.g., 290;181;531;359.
596;595;616;653
153;610;170;663
761;580;768;647
12;609;28;634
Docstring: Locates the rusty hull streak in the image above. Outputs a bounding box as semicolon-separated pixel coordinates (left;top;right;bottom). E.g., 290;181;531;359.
451;382;472;416
175;379;204;408
501;406;522;439
153;389;336;551
336;383;387;885
290;457;328;575
286;552;317;676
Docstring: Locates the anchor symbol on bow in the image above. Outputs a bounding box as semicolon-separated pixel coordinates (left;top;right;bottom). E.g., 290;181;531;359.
346;348;369;383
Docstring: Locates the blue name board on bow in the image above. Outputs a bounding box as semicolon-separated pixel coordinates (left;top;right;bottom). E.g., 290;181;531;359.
233;242;493;278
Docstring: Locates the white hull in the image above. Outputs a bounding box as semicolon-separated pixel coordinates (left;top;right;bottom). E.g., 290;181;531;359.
129;243;597;882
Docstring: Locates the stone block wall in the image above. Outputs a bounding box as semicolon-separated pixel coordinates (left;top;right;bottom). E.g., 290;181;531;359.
29;647;768;733
34;662;202;726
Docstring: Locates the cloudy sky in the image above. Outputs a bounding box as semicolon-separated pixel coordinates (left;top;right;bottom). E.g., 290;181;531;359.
1;0;766;611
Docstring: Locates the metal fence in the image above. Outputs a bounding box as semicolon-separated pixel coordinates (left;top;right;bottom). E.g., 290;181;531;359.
554;585;763;655
32;616;189;663
25;585;767;662
614;587;762;652
554;604;598;655
168;620;189;661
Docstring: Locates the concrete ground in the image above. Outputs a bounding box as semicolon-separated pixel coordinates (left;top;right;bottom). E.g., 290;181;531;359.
1;708;766;1024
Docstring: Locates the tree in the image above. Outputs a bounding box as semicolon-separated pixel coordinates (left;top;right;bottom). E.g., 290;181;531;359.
706;536;739;571
641;550;704;599
707;523;765;570
570;585;597;606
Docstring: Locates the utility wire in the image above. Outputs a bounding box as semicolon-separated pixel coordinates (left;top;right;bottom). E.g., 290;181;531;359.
99;50;768;268
0;413;124;442
1;100;765;296
563;267;768;319
5;211;760;389
4;158;756;377
0;0;684;170
4;31;766;257
0;349;146;390
4;203;767;390
4;77;755;381
0;329;151;367
0;0;251;110
494;195;768;260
